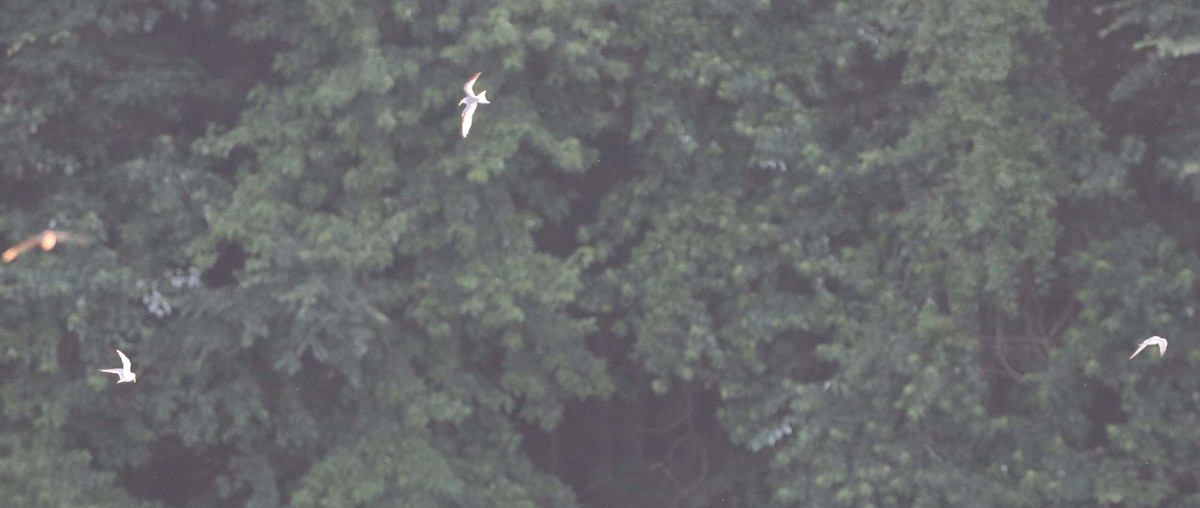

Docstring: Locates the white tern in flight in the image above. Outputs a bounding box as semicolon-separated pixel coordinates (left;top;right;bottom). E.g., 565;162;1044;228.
1129;336;1168;360
99;349;137;383
458;71;490;138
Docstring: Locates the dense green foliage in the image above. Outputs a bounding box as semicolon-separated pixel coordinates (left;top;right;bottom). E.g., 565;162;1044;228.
2;0;1199;505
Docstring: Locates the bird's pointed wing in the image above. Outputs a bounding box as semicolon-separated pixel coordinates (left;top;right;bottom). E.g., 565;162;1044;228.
463;72;482;97
99;368;124;376
1130;343;1149;360
2;234;42;262
116;349;131;371
49;231;90;245
461;102;478;138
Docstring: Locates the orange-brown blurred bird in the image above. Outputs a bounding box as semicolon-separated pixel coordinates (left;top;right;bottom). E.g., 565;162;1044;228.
2;230;89;262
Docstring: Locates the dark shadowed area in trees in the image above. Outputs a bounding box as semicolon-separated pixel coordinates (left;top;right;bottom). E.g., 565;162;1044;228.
2;0;1200;506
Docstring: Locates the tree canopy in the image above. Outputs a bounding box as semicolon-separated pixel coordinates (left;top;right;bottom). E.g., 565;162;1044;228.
2;0;1200;506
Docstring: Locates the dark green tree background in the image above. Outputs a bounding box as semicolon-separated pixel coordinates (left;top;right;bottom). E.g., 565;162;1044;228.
2;0;1198;506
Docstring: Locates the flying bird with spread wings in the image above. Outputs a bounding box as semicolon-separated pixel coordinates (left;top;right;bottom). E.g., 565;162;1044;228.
2;230;89;263
458;71;490;138
99;349;137;383
1129;335;1168;360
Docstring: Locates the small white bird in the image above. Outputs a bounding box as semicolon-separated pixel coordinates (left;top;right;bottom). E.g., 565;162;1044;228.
1129;336;1168;360
99;349;137;383
458;71;490;138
